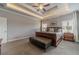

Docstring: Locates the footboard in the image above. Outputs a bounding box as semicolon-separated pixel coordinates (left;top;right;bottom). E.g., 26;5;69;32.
36;32;61;47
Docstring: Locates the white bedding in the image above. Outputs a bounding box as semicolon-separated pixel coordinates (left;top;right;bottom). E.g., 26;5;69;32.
49;32;63;41
43;32;63;41
56;32;63;41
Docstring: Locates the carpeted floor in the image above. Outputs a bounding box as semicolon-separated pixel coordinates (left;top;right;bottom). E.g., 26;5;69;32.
1;39;79;55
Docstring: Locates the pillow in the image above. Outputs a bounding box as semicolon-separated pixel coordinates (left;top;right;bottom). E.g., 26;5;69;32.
58;29;62;32
49;28;54;32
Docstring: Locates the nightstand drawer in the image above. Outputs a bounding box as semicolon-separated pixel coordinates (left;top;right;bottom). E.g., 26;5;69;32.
64;33;74;41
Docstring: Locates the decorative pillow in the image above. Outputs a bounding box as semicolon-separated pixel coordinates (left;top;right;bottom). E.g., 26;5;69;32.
49;28;54;32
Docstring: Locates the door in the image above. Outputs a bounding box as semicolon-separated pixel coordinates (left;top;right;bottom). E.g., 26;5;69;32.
0;17;7;44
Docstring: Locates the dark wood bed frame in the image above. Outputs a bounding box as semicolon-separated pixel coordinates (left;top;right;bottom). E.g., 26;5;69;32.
36;32;63;47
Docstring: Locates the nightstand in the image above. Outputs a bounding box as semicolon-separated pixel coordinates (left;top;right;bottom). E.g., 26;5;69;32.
64;33;74;42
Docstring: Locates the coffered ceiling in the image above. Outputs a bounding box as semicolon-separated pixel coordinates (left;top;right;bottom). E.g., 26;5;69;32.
0;3;79;20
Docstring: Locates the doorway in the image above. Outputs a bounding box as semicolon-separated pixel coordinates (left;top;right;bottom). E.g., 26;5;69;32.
0;17;7;44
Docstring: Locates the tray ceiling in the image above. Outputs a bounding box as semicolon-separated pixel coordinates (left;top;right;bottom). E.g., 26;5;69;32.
0;3;78;19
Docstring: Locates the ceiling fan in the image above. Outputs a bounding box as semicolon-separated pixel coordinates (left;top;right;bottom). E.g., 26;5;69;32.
32;3;50;12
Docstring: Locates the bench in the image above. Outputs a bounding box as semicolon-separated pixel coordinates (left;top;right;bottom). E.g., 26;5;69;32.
29;37;52;51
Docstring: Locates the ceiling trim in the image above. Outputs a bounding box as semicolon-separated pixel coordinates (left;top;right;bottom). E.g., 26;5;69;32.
18;3;43;16
6;3;43;19
0;7;39;20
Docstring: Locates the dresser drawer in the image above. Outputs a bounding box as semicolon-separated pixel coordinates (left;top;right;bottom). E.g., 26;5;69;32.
64;33;74;41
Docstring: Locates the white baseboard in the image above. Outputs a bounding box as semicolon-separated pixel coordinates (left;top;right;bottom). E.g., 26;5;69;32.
7;36;30;43
1;40;8;44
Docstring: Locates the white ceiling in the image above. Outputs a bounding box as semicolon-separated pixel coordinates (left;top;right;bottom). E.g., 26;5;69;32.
0;3;79;20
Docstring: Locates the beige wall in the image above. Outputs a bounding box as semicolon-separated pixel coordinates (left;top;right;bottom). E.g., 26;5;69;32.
0;9;40;43
43;12;74;27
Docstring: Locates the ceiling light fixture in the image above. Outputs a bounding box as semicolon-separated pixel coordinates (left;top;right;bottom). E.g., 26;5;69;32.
32;3;50;12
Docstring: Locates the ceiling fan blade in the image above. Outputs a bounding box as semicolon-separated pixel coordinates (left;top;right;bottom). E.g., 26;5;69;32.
44;4;50;7
43;8;46;12
32;6;38;7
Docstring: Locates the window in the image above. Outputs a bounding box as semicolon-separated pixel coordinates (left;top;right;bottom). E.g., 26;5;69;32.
62;20;73;33
42;24;47;31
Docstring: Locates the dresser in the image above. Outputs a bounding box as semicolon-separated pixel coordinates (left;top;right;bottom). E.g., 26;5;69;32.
64;33;74;42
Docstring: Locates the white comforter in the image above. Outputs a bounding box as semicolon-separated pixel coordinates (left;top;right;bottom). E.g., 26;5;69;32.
43;32;63;41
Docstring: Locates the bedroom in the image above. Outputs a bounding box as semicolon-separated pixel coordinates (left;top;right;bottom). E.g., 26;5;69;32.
0;3;79;55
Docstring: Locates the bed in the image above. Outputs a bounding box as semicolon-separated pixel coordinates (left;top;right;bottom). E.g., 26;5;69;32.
36;32;63;47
